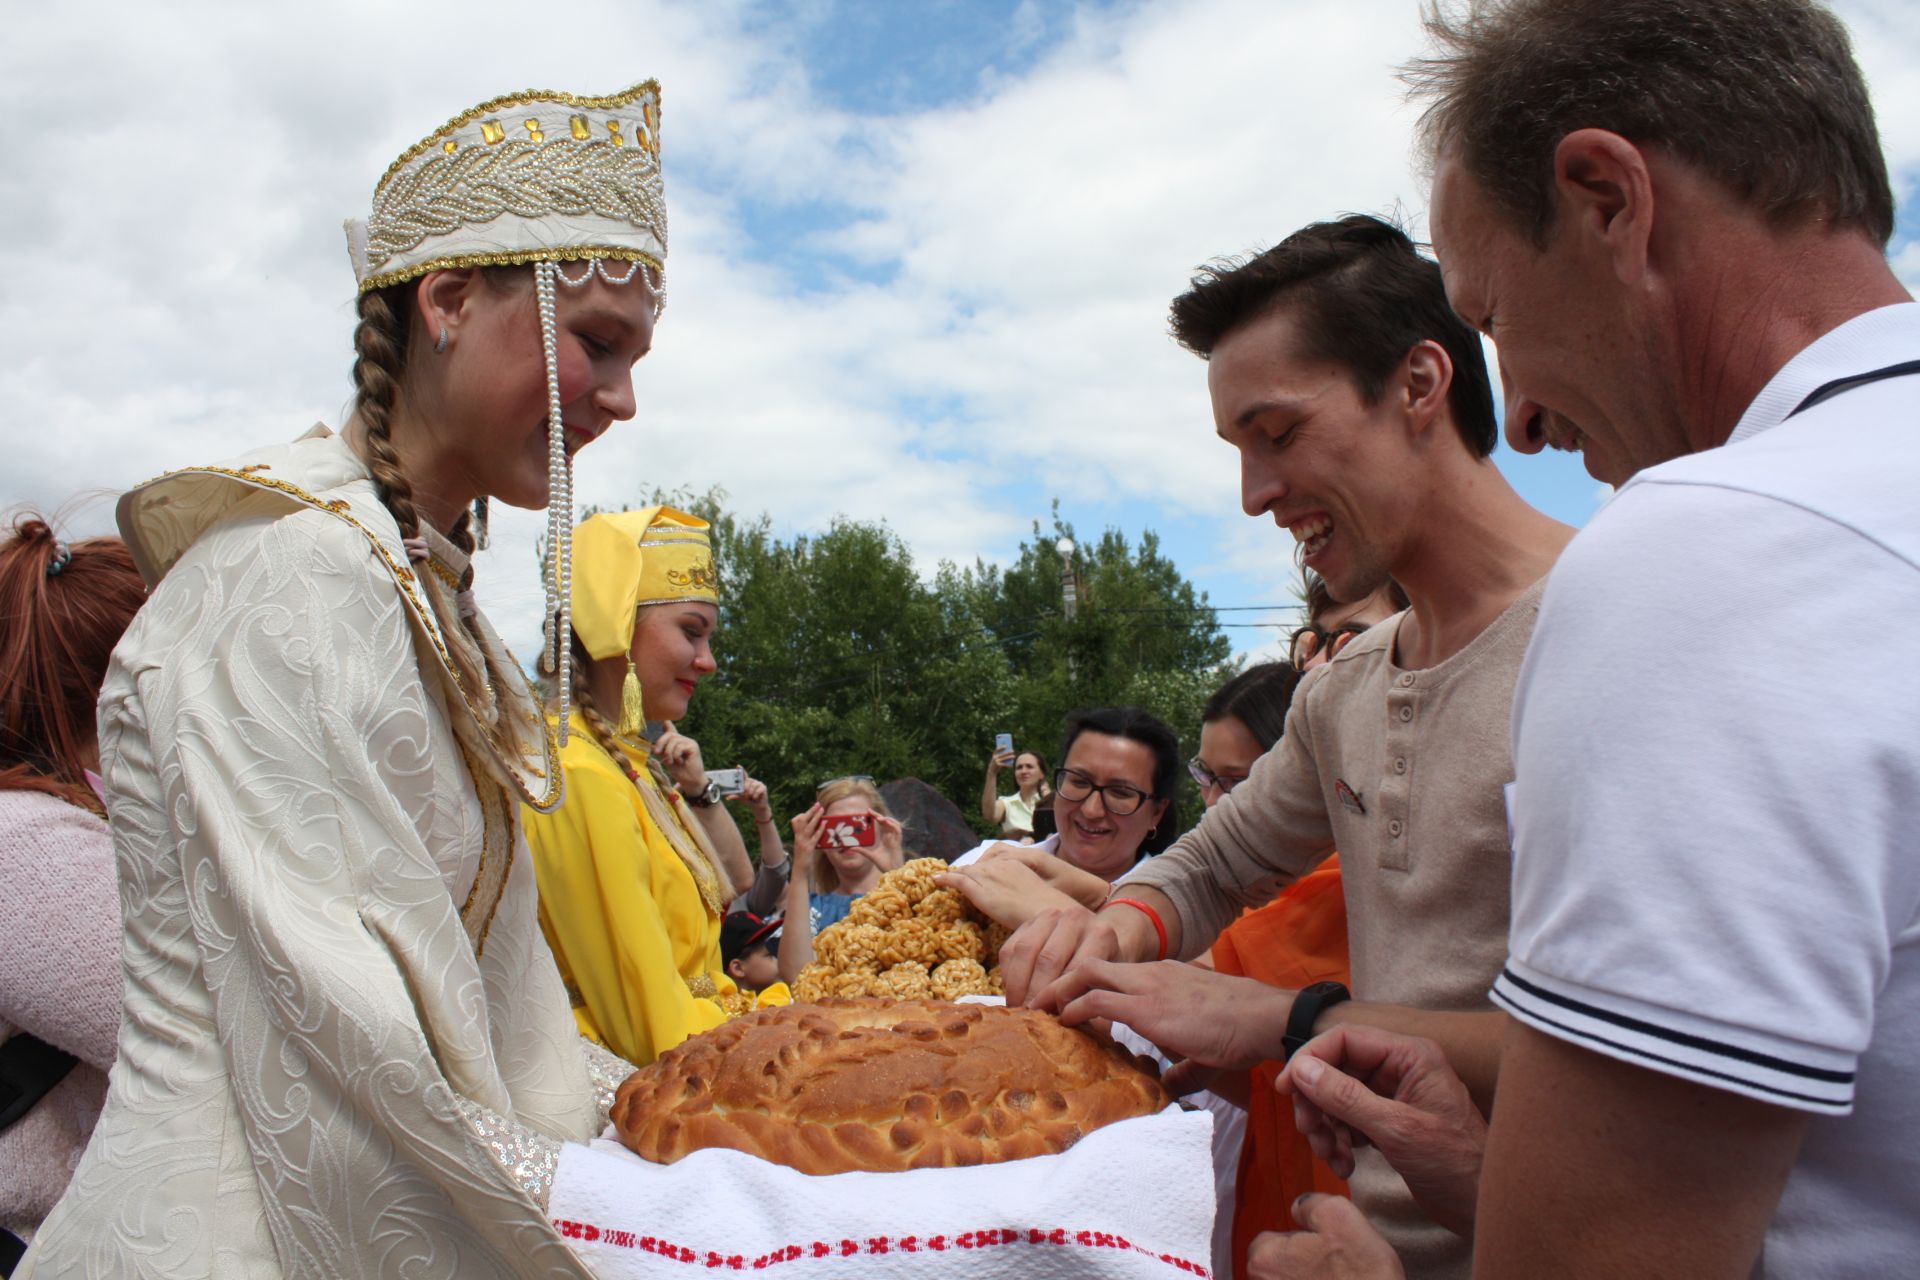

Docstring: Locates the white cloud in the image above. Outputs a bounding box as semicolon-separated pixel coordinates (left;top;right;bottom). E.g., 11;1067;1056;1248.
4;0;1916;660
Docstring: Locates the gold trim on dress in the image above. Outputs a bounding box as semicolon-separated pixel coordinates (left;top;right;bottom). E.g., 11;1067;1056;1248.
139;464;562;811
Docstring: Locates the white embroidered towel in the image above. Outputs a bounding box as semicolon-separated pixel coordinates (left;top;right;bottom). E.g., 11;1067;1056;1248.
550;1104;1216;1278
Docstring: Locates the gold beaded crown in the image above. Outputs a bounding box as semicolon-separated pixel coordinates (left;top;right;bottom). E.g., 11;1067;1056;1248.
343;81;668;751
344;82;667;294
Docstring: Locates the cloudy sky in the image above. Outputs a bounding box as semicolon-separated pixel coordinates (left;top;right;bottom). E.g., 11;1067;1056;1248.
5;0;1917;662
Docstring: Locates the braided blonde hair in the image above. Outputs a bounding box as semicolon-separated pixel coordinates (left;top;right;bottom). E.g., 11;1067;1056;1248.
566;632;728;918
351;279;533;762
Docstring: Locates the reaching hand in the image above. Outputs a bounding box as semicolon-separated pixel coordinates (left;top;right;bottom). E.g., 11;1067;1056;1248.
1277;1026;1486;1237
1045;959;1294;1074
975;843;1110;910
652;722;706;793
998;904;1119;1007
1246;1194;1406;1280
988;746;1015;772
937;859;1084;931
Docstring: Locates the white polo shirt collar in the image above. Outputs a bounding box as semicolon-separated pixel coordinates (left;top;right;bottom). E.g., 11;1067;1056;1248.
1728;301;1920;446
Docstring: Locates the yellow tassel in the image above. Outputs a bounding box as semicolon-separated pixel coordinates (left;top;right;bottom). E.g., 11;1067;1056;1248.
618;658;644;737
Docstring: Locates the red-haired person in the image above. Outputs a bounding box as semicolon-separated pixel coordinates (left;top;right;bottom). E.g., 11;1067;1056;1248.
0;518;145;1264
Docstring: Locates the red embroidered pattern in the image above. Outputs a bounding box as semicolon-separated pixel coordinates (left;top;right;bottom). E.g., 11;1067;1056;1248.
552;1219;1211;1275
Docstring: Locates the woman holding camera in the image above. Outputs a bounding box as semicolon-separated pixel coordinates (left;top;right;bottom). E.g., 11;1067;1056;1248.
981;744;1051;839
775;777;906;981
524;508;785;1070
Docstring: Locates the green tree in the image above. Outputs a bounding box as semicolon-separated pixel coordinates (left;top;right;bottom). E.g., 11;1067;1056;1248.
596;491;1235;843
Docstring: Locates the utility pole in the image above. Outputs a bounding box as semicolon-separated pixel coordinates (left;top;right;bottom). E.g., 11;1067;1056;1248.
1057;536;1077;680
1056;536;1077;620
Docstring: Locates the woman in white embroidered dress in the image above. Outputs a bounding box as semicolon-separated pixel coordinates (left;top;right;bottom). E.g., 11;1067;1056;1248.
19;84;669;1279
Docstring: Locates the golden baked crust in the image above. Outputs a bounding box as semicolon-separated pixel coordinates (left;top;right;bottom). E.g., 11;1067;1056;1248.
611;997;1170;1175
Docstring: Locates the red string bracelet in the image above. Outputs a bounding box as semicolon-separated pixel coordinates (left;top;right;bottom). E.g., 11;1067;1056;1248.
1105;897;1168;962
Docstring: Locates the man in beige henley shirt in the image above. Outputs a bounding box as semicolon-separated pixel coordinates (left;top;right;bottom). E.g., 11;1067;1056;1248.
1001;215;1572;1279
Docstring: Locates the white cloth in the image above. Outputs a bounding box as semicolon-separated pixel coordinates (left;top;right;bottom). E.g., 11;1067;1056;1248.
1497;302;1920;1276
552;1106;1216;1279
1108;1023;1245;1280
21;430;598;1279
951;832;1060;868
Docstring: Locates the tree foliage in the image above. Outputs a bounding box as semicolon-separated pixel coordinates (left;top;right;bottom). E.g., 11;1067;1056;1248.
608;491;1235;839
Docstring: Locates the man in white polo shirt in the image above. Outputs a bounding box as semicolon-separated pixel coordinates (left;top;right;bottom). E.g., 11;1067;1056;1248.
1374;0;1919;1275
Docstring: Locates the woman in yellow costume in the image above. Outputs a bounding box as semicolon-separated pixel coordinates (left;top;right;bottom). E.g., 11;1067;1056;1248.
526;507;788;1068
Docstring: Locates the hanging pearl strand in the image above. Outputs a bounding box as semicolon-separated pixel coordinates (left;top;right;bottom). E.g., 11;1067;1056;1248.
537;260;574;747
538;252;663;747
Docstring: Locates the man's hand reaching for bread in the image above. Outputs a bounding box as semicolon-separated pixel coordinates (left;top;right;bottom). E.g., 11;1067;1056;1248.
1044;959;1296;1087
998;905;1124;1006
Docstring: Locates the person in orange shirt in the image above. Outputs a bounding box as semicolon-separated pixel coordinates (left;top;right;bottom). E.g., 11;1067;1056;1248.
1203;576;1403;1277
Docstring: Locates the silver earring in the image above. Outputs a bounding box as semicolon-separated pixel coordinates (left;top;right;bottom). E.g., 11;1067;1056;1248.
434;326;450;354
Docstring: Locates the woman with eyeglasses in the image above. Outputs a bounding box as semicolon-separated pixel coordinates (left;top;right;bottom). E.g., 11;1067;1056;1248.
1289;574;1409;670
940;707;1181;928
775;777;907;982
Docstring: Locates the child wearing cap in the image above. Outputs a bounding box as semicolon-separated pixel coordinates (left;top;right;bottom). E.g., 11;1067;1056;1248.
720;912;790;999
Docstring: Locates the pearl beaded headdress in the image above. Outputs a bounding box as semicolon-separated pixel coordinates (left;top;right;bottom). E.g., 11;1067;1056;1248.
345;82;667;746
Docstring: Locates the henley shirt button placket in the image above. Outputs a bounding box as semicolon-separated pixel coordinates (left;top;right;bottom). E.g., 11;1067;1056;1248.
1382;674;1416;870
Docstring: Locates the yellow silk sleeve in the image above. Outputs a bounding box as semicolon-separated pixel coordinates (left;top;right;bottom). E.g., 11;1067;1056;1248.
524;745;730;1066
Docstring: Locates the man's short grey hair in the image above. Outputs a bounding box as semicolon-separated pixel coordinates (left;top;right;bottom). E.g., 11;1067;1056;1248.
1404;0;1894;249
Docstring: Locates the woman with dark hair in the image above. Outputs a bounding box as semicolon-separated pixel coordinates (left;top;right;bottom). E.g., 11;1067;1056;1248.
1191;663;1301;804
0;518;144;1266
22;83;668;1278
1198;663;1354;1274
942;706;1181;927
981;745;1051;839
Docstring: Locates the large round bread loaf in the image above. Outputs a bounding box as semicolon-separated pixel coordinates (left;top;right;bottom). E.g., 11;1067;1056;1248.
611;997;1169;1175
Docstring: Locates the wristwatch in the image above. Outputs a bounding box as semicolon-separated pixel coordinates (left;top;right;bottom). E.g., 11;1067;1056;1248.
1282;981;1351;1060
683;777;722;808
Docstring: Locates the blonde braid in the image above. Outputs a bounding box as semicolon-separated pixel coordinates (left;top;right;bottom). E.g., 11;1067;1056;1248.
351;286;422;541
351;284;533;762
566;637;727;918
568;645;641;784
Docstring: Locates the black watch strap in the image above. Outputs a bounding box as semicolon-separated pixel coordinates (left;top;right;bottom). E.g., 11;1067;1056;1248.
684;778;721;808
1282;981;1351;1060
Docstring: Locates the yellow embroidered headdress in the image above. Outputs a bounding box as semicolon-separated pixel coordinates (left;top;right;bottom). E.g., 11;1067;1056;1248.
344;82;667;745
572;506;720;735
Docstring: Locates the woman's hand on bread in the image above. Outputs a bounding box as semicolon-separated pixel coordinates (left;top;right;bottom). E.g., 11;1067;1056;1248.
937;860;1084;931
975;844;1110;911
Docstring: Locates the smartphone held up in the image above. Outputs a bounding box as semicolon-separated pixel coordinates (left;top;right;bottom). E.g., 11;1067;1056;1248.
818;812;878;849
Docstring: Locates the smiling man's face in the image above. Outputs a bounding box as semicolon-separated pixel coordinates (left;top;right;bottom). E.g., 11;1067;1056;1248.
1209;302;1417;604
1430;154;1647;486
